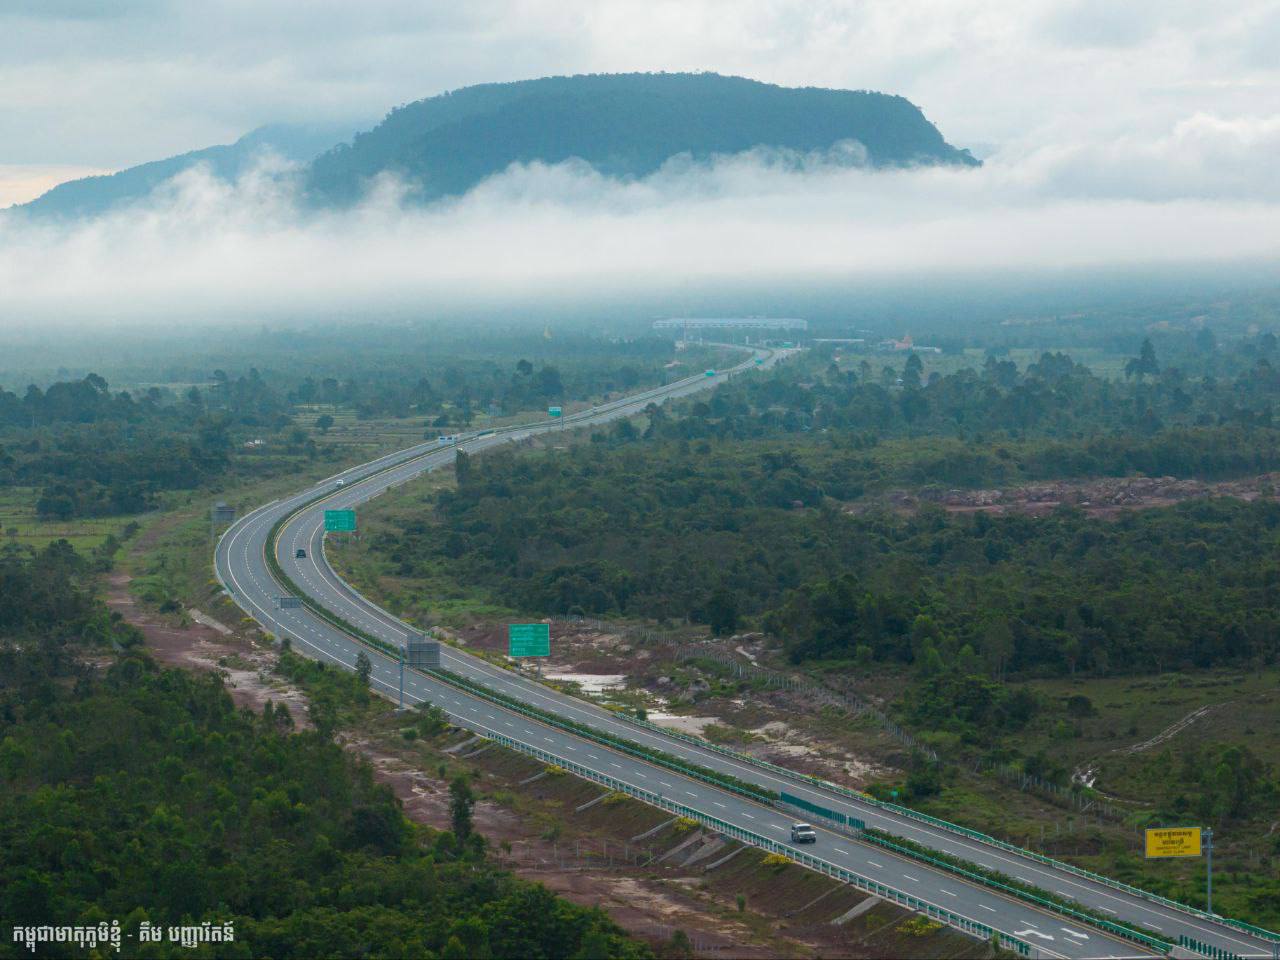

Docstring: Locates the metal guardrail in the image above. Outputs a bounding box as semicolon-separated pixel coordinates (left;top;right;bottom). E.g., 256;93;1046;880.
428;669;777;805
614;711;1280;946
237;346;1271;952
858;832;1170;955
1179;933;1245;960
476;728;1038;959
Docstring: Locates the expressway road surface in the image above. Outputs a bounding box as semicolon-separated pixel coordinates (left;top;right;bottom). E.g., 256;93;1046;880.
216;347;1271;959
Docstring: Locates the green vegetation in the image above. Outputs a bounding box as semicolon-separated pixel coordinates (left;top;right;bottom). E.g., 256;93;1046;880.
338;333;1280;928
0;543;649;960
306;72;976;206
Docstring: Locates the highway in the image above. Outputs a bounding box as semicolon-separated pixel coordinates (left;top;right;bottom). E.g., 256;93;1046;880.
215;346;1272;960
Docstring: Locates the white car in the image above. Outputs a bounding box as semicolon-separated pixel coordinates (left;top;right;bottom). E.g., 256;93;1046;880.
790;822;817;844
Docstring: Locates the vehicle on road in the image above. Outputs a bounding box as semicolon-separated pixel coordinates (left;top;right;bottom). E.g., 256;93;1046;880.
705;369;716;377
790;823;817;844
335;479;345;487
295;548;307;559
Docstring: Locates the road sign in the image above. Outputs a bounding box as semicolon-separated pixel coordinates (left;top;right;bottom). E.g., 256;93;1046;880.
277;596;302;609
1145;827;1202;858
324;509;356;532
508;623;550;657
406;637;441;670
548;406;562;417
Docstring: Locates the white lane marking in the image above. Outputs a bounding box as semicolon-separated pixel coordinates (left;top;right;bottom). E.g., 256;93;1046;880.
713;801;726;808
684;791;697;797
1060;927;1089;940
742;813;755;820
659;781;673;788
867;860;883;868
903;874;920;882
940;888;957;897
979;904;996;912
833;848;849;857
1016;929;1055;942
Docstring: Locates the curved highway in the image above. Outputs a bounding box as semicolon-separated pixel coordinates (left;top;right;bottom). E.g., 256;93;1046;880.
216;346;1270;959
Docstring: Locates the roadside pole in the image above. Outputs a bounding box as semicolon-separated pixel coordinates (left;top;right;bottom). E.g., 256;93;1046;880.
398;645;405;712
1206;827;1214;915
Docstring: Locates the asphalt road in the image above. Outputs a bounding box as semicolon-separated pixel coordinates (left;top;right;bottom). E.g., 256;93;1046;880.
215;347;1272;959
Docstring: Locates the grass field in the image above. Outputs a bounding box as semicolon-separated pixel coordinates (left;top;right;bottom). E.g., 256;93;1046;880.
0;486;146;552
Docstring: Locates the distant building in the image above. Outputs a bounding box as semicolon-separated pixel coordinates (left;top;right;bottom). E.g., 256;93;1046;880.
653;317;808;331
876;333;940;354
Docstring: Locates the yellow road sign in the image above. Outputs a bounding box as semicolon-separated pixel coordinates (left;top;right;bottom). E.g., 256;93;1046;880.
1145;827;1202;858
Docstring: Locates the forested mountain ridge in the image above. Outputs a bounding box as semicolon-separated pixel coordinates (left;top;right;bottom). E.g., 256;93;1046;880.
306;72;978;204
12;122;358;219
13;73;977;219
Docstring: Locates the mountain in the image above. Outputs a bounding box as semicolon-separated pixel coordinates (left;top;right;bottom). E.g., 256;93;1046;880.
14;122;359;219
15;73;977;219
307;72;978;205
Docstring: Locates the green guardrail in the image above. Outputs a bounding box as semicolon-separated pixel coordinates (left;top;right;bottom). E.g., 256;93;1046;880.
859;831;1169;954
781;790;863;830
615;712;1280;947
1180;934;1245;960
427;667;778;805
476;728;1033;959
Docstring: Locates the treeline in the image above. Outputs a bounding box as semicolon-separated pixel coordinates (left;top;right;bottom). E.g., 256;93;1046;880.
0;542;648;960
657;342;1280;448
287;338;680;425
1;338;686;520
383;428;1280;684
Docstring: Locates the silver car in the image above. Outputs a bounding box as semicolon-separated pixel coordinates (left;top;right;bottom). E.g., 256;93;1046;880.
790;822;817;844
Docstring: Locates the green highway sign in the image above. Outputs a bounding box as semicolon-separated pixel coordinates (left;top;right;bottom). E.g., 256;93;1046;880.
508;622;550;657
324;509;357;532
548;406;562;417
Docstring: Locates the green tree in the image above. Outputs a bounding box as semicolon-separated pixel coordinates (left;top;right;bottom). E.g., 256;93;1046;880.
450;775;475;841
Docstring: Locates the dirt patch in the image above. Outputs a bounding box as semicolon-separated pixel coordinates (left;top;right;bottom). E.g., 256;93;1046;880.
868;472;1280;519
110;574;909;957
105;571;311;727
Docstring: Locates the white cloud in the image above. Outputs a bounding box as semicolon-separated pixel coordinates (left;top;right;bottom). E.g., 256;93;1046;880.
1;126;1278;328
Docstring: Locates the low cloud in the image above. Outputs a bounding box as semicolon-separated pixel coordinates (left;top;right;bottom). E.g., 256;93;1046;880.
2;115;1279;328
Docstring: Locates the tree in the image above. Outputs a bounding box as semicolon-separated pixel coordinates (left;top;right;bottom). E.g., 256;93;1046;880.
450;775;475;840
903;352;924;389
355;650;372;687
705;587;738;636
315;414;335;434
1125;338;1159;379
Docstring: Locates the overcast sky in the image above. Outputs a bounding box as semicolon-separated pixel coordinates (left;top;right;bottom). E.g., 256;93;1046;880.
3;0;1278;196
1;0;1277;326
